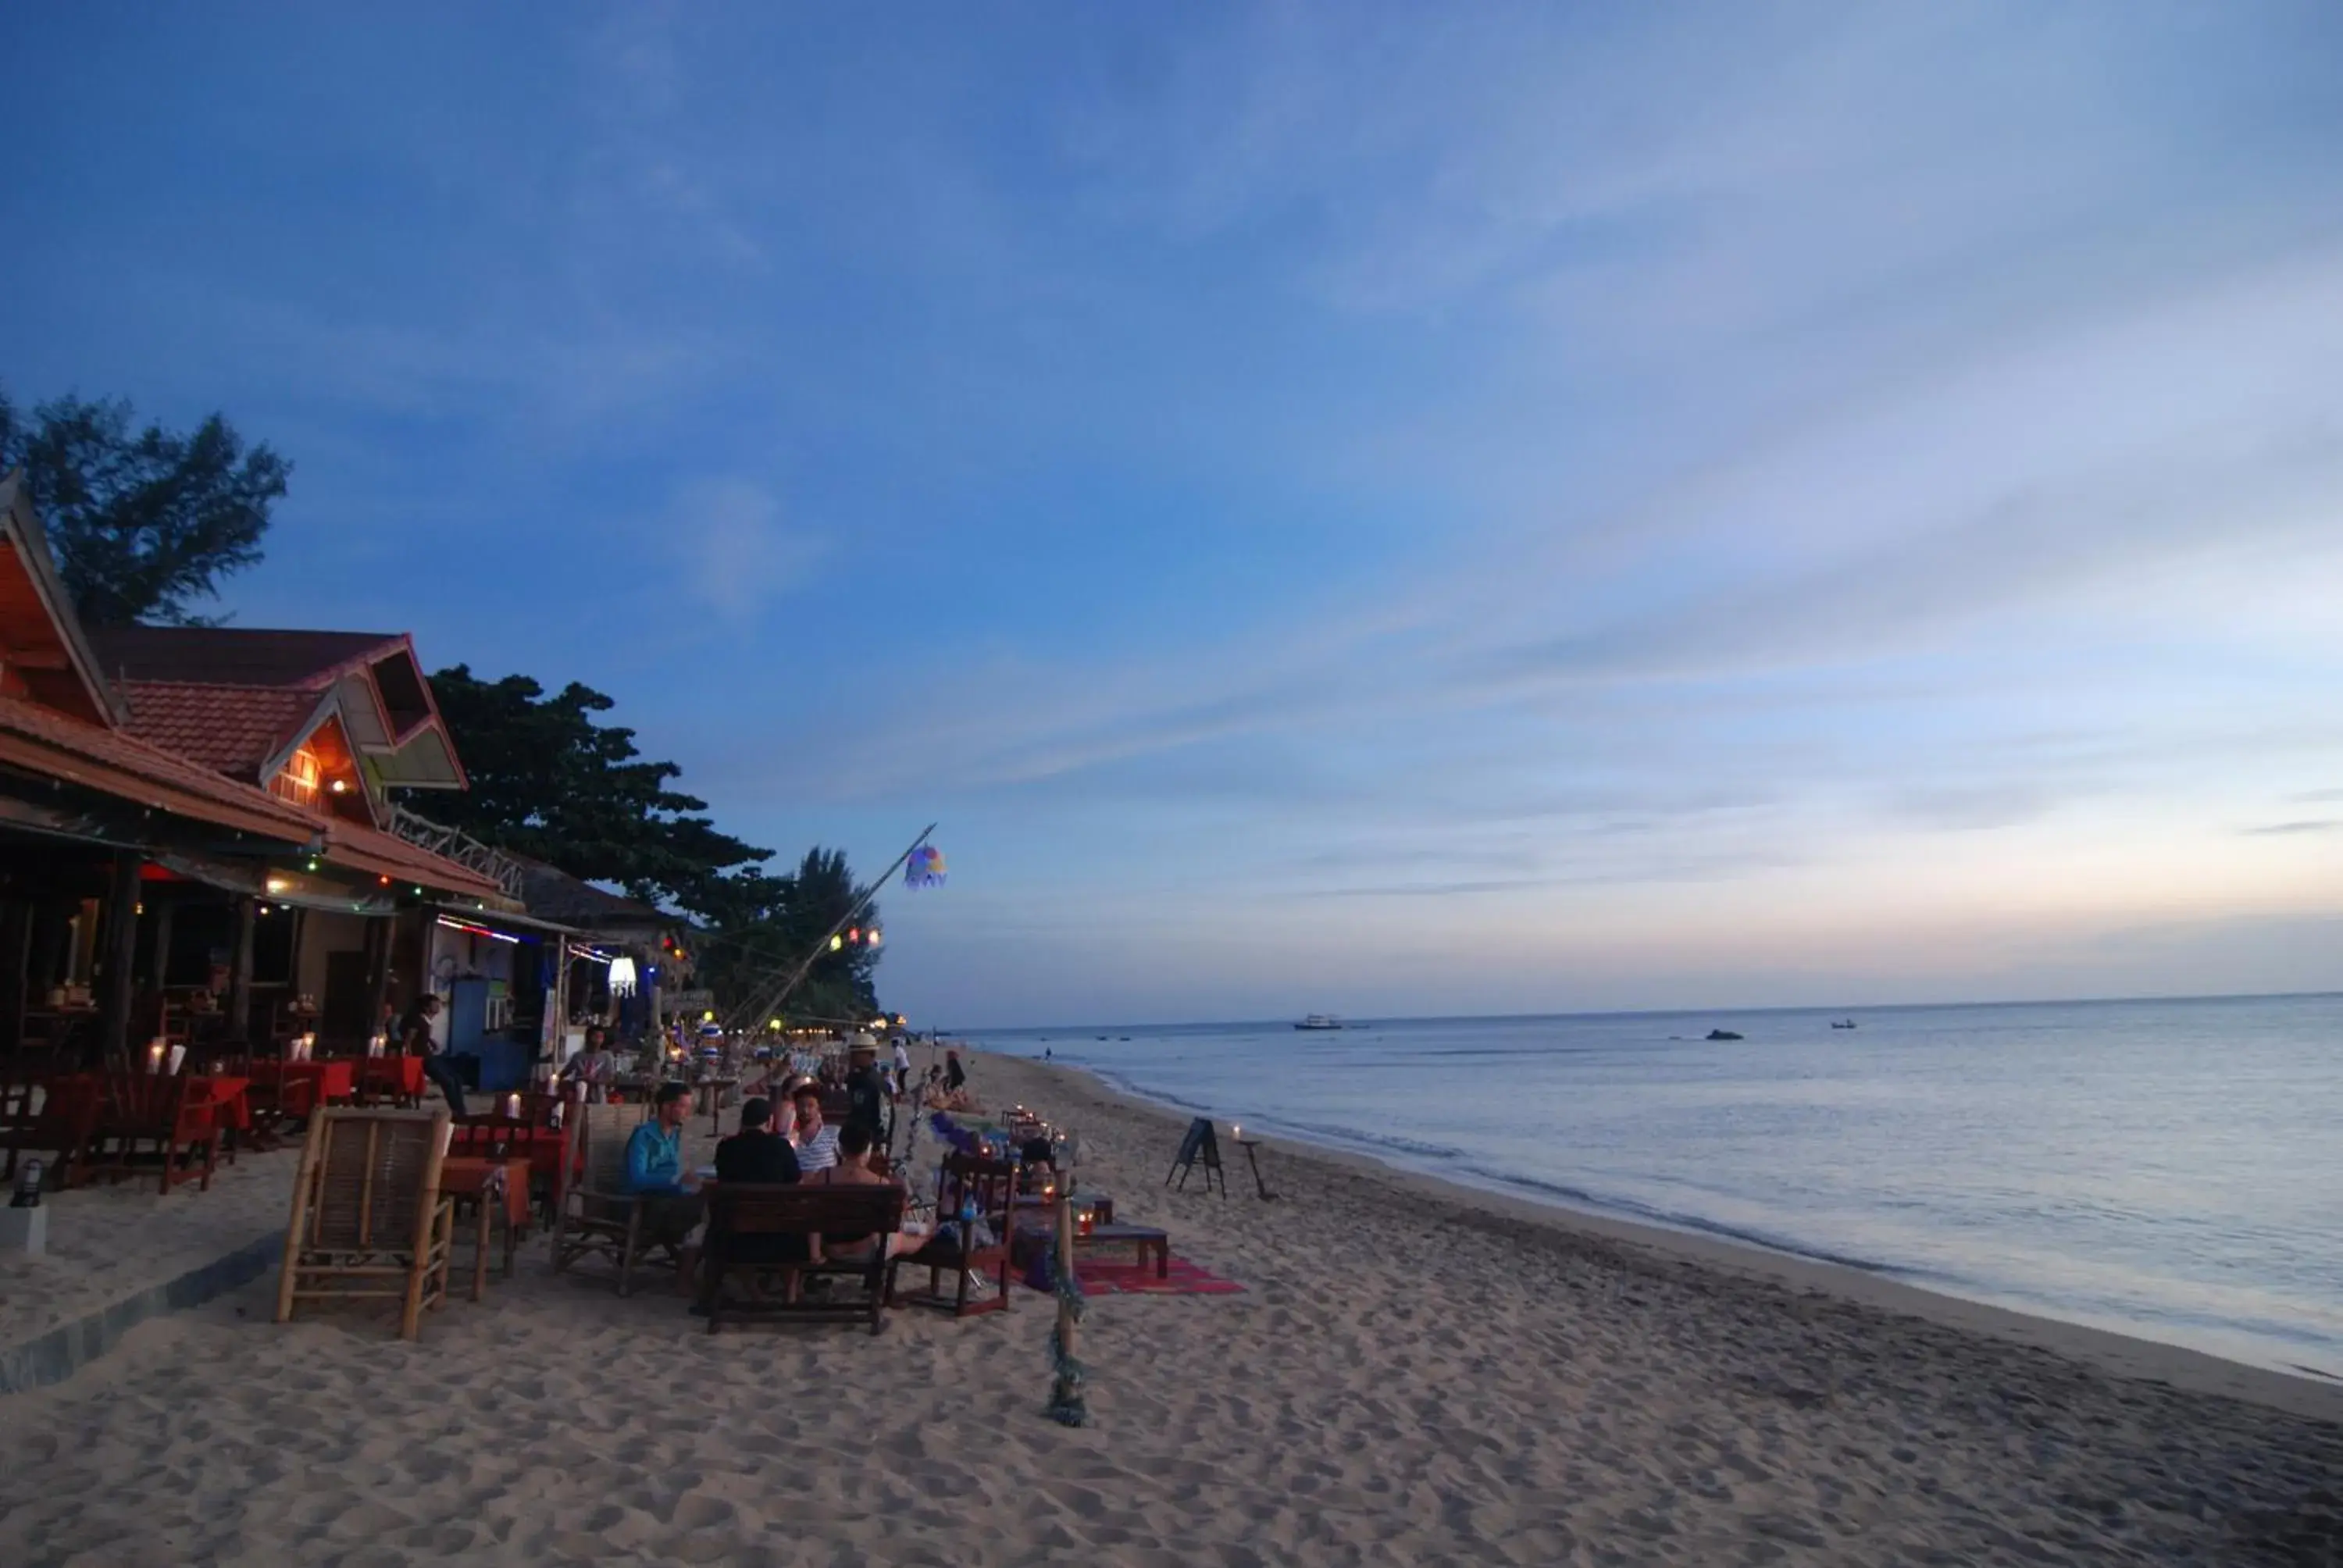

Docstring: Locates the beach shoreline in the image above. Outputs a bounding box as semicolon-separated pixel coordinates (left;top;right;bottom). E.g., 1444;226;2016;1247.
989;1049;2343;1427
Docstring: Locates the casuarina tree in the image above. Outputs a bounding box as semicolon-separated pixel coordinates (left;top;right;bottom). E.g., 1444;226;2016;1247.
0;389;290;626
420;665;773;919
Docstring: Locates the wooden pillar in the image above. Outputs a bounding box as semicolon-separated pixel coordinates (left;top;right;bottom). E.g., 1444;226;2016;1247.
360;915;393;1044
0;899;30;1053
96;853;142;1065
34;900;73;1002
147;898;177;992
226;894;257;1041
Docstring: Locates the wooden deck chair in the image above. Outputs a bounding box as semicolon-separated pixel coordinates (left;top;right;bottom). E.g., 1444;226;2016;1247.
550;1099;672;1296
276;1108;456;1340
887;1151;1021;1319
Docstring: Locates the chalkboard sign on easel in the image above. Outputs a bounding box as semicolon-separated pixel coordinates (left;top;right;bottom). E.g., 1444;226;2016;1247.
1165;1116;1226;1198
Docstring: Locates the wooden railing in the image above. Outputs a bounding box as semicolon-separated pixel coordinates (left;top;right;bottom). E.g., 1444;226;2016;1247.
383;807;527;900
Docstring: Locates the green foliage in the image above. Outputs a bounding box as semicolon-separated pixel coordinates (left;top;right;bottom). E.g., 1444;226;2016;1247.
695;848;883;1023
0;389;289;626
419;665;772;919
418;665;884;1019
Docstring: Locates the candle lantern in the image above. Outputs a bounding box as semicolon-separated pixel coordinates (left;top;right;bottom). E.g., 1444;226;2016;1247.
166;1043;186;1076
366;1032;387;1059
147;1038;166;1074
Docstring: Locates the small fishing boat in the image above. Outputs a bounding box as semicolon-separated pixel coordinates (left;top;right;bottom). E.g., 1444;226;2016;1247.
1293;1014;1344;1031
1831;1018;1858;1030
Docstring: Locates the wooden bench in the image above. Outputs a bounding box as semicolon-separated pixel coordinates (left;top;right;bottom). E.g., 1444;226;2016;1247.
1079;1222;1170;1279
699;1182;908;1335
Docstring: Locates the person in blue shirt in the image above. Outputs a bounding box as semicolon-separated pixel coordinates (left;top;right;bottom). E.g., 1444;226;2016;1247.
626;1082;703;1254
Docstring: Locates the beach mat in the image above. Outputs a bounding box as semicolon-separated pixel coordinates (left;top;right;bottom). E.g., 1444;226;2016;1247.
1021;1253;1245;1297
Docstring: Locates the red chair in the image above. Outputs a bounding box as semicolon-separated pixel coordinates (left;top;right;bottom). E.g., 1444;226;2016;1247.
86;1067;218;1195
0;1074;103;1190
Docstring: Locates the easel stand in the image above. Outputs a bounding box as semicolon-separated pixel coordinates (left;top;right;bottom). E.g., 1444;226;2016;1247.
1164;1117;1226;1198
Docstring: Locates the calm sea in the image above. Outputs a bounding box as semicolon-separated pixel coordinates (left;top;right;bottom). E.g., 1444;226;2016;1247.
970;994;2343;1381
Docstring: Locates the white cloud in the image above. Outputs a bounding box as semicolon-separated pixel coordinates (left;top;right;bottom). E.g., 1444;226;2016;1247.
672;478;823;618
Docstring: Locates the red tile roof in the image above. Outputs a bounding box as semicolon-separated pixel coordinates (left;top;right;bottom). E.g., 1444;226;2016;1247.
0;692;321;843
119;682;319;779
86;626;403;689
0;694;511;899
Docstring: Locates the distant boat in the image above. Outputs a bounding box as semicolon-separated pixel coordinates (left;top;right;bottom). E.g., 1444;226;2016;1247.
1831;1019;1858;1030
1294;1014;1345;1031
1706;1028;1744;1041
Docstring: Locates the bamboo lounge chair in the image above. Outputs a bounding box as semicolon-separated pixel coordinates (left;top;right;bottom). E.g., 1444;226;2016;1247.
276;1108;456;1340
550;1099;676;1296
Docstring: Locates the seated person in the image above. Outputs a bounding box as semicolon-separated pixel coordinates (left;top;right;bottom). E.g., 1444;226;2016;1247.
624;1082;703;1250
558;1025;619;1103
784;1079;840;1174
715;1096;800;1183
802;1122;924;1262
708;1096;804;1269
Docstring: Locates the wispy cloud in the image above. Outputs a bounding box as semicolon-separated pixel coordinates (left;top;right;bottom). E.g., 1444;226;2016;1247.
14;2;2343;1017
671;478;822;618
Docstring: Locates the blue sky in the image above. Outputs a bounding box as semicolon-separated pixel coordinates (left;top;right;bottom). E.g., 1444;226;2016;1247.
5;4;2341;1024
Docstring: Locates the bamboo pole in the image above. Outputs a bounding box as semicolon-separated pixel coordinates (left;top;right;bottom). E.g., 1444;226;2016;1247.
1047;1190;1084;1424
1054;1192;1077;1363
720;822;936;1038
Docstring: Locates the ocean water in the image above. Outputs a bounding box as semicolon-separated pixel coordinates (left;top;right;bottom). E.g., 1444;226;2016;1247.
971;994;2343;1381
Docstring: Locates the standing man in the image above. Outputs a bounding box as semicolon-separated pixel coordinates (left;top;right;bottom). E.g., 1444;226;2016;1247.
403;992;466;1118
890;1035;912;1102
844;1035;888;1148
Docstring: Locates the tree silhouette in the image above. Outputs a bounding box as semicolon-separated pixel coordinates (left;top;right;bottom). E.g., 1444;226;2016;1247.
0;389;288;625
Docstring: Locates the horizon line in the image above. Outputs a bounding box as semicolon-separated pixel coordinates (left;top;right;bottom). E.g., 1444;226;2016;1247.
937;987;2343;1035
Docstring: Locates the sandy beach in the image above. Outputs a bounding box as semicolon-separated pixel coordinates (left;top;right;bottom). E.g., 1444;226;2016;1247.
2;1049;2338;1567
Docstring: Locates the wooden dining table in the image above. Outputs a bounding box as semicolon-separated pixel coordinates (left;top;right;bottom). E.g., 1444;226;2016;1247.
439;1154;531;1300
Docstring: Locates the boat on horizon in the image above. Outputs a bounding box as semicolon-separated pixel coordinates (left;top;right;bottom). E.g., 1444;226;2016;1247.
1294;1014;1345;1031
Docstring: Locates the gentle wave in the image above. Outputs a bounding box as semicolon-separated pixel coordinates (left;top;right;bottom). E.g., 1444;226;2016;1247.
977;994;2343;1378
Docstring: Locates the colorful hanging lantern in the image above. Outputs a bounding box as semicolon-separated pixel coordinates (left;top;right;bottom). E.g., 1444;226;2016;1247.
905;845;947;889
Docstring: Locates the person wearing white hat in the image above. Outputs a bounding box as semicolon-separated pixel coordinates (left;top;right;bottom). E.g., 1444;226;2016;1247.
844;1035;888;1149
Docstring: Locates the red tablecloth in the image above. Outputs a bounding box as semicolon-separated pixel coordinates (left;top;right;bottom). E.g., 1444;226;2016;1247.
190;1075;250;1131
250;1058;358;1103
358;1056;425;1097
